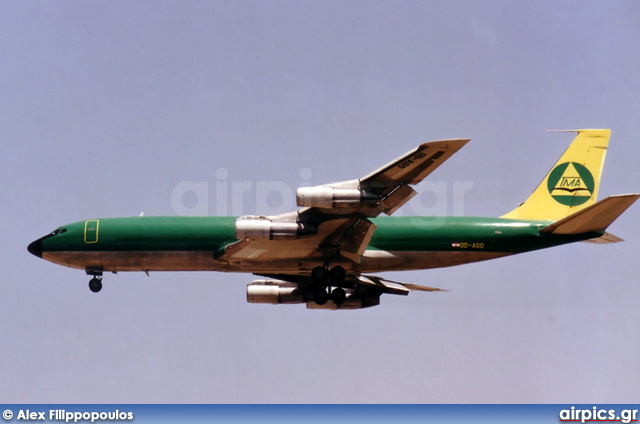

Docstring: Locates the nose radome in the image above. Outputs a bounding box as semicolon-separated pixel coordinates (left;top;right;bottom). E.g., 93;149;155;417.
27;238;43;258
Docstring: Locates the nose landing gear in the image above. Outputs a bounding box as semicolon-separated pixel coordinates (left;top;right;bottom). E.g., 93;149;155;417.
86;268;103;293
89;277;103;293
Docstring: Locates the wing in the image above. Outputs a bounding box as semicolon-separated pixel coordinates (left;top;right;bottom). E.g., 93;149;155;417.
249;273;446;309
255;272;445;304
218;139;469;262
296;138;470;217
255;273;446;294
356;274;446;294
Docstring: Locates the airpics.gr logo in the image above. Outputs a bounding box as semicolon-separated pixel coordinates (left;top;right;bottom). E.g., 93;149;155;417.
547;162;595;206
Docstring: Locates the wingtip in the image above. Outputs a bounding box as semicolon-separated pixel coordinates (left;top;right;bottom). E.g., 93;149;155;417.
402;283;448;292
546;129;612;134
421;138;470;145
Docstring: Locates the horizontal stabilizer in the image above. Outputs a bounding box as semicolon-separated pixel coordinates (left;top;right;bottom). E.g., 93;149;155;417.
582;232;624;244
541;194;640;235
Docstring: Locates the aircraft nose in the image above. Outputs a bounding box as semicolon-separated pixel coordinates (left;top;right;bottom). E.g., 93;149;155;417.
27;237;43;258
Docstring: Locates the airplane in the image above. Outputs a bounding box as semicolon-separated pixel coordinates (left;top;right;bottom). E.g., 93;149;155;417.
27;129;638;309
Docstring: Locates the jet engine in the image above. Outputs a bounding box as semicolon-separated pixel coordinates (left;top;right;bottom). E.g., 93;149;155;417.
296;186;377;208
246;280;305;304
235;216;316;240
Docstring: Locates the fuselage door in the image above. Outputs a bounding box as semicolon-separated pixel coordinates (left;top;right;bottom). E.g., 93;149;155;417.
84;220;99;243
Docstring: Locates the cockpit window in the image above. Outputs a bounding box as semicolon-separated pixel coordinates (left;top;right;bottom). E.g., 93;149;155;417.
50;228;67;236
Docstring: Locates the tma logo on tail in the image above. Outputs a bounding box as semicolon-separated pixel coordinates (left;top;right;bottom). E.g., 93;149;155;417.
547;162;595;206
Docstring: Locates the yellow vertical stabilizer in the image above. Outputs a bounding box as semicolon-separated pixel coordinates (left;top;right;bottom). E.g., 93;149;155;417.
502;129;610;221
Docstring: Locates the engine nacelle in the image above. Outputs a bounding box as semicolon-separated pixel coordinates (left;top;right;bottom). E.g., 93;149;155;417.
246;280;304;304
235;216;315;240
296;186;374;208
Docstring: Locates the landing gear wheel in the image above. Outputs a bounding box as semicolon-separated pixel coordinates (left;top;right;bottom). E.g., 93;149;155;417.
89;277;102;293
329;266;346;284
331;287;347;305
312;287;329;305
311;266;326;282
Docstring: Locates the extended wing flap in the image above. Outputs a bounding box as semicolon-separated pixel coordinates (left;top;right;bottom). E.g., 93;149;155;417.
339;219;377;262
377;184;417;216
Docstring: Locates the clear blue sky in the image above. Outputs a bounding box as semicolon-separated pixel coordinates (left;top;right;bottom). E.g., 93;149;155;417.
2;0;639;403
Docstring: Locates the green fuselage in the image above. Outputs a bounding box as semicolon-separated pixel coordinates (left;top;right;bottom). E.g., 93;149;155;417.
28;216;600;275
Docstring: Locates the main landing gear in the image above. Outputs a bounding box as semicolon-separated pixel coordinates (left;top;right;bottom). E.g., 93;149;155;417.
311;265;347;306
86;268;103;293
